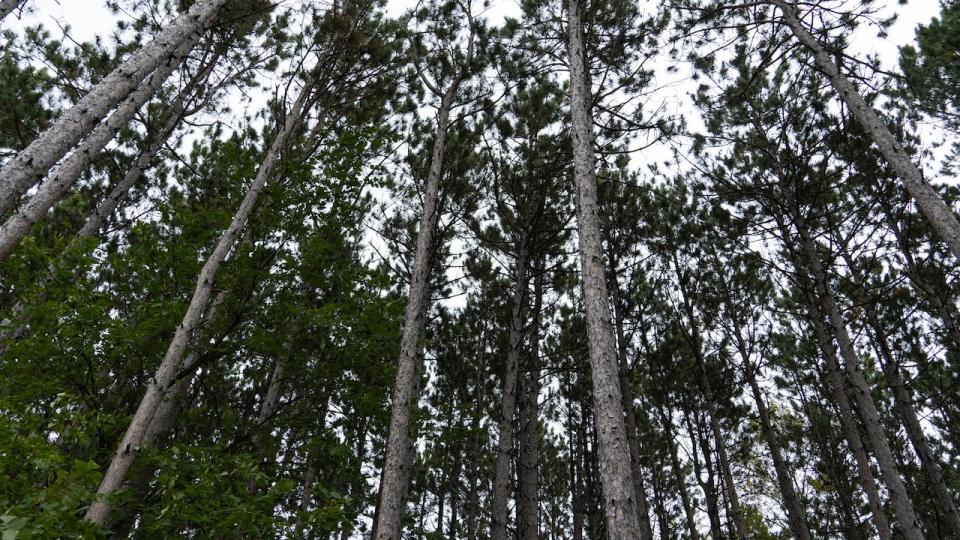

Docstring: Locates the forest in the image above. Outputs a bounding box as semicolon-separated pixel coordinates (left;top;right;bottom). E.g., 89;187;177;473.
0;0;959;537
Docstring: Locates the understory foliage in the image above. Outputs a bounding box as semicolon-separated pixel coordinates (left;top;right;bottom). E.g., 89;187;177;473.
0;0;959;538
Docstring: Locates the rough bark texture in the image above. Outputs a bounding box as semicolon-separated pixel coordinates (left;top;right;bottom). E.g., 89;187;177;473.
0;0;229;215
0;0;24;23
0;36;197;262
517;269;543;540
373;83;459;540
84;79;314;526
792;216;924;540
660;403;698;540
491;239;529;540
565;1;642;536
770;0;960;259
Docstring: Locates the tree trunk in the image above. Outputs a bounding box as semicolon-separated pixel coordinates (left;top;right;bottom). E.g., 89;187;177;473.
791;214;925;540
517;265;543;540
659;403;698;540
839;249;960;536
84;77;315;526
685;408;722;540
565;1;642;537
0;0;230;214
373;79;460;540
609;260;654;540
248;331;294;495
769;0;960;259
491;236;530;540
0;34;199;262
0;0;24;23
731;326;812;540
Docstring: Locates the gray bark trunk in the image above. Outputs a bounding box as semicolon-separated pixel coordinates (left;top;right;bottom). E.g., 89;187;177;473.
840;249;960;536
491;238;529;540
565;0;642;537
517;268;543;540
0;35;198;261
792;215;925;540
770;0;960;259
0;0;229;214
85;78;314;526
0;0;24;23
373;82;459;540
659;403;698;540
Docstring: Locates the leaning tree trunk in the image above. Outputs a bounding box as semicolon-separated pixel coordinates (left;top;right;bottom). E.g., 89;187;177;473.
0;0;230;215
769;0;960;259
739;351;812;540
491;237;530;540
0;0;24;23
565;0;642;537
84;77;315;526
517;267;543;540
839;249;960;536
609;261;654;540
792;214;925;540
373;81;461;540
248;332;295;495
0;35;200;261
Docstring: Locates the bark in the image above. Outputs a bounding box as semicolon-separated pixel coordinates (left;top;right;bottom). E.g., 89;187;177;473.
0;36;199;262
0;0;230;214
248;332;294;495
85;78;314;526
609;261;654;540
491;237;530;540
517;268;543;540
728;319;812;540
0;0;24;23
685;408;722;540
565;0;642;537
769;0;960;259
373;79;460;540
791;215;925;540
839;249;960;536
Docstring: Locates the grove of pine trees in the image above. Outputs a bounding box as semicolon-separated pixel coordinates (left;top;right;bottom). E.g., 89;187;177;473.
1;0;959;538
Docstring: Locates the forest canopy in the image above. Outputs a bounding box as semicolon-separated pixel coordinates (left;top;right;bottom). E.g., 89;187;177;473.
1;0;959;538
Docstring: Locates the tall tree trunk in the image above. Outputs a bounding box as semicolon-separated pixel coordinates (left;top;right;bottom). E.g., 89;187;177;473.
732;328;812;540
838;248;960;535
84;77;315;526
518;265;543;540
248;331;295;495
0;0;24;23
491;237;530;540
769;0;960;259
790;213;925;540
565;1;642;536
674;275;748;540
608;259;654;540
373;78;460;540
685;408;722;540
659;402;698;540
0;34;200;262
0;0;230;214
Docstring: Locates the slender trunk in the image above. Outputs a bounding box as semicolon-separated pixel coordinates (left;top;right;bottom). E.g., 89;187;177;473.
569;384;585;540
565;1;642;536
732;327;811;540
685;408;722;540
0;35;199;262
674;277;748;540
0;0;24;23
839;250;960;535
491;237;530;540
0;0;230;214
85;78;314;526
248;333;293;495
373;80;459;540
296;464;316;537
609;260;654;540
791;214;925;540
517;267;543;540
659;403;697;540
770;0;960;259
